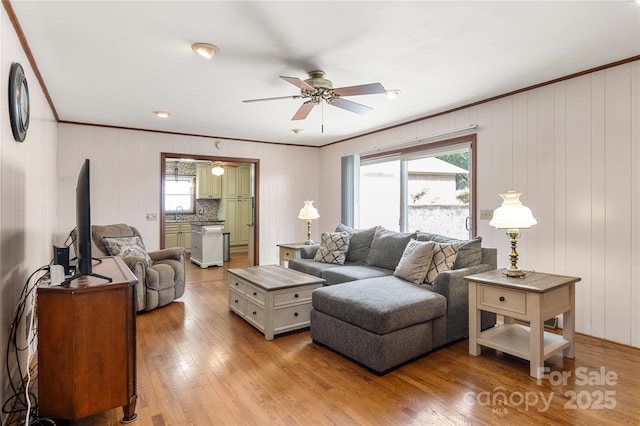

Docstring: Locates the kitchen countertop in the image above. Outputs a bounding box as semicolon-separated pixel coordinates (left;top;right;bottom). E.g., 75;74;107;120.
166;220;224;225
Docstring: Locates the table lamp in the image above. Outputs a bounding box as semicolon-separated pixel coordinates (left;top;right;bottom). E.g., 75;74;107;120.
298;200;320;245
489;191;537;277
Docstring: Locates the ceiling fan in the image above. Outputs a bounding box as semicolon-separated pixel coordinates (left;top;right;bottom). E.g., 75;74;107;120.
242;70;387;121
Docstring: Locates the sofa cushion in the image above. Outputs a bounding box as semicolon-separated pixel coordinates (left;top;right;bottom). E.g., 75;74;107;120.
425;243;459;285
288;258;342;278
102;235;153;266
322;265;393;286
366;227;417;270
393;240;436;285
416;233;483;269
312;277;446;335
335;224;378;264
313;232;352;265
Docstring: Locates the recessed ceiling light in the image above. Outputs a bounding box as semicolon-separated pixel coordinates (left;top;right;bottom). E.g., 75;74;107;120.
191;43;219;59
153;111;170;118
291;128;304;134
385;89;401;99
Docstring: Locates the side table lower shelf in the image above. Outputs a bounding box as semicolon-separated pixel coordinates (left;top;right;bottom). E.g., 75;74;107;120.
477;324;572;361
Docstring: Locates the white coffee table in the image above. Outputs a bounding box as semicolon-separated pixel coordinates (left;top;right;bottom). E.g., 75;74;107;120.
228;265;325;340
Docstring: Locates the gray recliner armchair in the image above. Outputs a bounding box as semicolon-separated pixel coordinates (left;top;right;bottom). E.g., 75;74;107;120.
72;223;186;312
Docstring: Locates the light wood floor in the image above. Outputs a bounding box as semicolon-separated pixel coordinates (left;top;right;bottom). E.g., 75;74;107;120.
70;254;639;425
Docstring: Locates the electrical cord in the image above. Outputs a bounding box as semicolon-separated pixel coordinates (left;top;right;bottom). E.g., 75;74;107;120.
1;265;56;425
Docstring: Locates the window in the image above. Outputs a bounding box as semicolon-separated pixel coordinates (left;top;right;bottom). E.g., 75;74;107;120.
354;136;476;239
165;176;195;214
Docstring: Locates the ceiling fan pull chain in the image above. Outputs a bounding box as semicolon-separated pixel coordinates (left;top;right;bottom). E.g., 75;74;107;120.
321;102;324;134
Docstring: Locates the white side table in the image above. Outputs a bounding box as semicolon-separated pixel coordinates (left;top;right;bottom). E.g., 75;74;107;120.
465;269;581;379
277;242;313;266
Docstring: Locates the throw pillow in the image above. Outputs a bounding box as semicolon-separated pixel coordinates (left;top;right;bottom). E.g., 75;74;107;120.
335;224;378;264
424;242;460;285
102;235;153;266
313;232;352;265
417;232;483;269
393;240;436;285
366;227;418;270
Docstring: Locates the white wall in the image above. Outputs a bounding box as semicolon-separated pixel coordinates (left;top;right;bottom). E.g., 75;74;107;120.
319;61;640;348
56;124;322;265
0;9;58;409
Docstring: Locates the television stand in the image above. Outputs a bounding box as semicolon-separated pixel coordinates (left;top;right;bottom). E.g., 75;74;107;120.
38;256;138;422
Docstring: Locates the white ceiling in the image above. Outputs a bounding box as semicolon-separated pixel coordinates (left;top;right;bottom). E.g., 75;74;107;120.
10;1;640;147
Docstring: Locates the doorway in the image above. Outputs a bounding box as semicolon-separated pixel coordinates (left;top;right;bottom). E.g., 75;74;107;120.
160;153;260;265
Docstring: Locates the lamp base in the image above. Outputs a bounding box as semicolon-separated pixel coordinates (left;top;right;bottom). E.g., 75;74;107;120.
304;240;316;245
503;268;527;278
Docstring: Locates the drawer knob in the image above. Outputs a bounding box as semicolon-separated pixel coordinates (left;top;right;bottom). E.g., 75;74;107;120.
253;292;257;296
294;312;299;317
235;282;239;286
499;296;505;302
252;311;257;315
294;293;299;298
234;300;238;304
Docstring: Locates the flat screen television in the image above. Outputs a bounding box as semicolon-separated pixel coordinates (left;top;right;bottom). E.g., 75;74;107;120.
63;159;111;285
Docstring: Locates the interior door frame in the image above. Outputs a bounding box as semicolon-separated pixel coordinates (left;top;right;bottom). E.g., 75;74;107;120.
160;152;260;265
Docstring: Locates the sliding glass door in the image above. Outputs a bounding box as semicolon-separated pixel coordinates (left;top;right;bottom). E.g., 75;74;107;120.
358;138;475;239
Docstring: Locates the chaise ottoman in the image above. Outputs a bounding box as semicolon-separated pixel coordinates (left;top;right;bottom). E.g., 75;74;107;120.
310;276;447;374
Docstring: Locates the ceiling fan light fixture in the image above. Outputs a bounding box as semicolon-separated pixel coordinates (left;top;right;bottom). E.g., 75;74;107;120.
385;89;401;99
153;110;170;118
191;43;219;59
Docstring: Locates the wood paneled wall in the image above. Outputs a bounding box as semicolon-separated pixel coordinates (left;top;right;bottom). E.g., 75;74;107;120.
321;61;640;347
0;9;59;411
56;126;322;266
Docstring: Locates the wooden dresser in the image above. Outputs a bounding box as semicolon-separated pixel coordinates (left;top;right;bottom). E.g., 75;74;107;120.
37;256;138;422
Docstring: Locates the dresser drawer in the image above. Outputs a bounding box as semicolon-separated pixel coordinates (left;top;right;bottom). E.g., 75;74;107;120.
274;303;312;330
478;285;527;315
246;300;265;330
228;289;245;316
246;283;266;306
274;286;317;306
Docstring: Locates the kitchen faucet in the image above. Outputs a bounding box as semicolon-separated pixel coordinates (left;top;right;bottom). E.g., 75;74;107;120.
175;205;183;221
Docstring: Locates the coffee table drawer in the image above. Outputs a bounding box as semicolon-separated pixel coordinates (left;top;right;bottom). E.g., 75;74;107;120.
229;277;247;295
274;286;316;306
228;289;245;316
274;303;312;329
246;300;265;330
246;283;266;306
479;285;526;315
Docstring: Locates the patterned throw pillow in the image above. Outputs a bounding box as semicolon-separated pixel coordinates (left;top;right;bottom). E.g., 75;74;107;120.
424;243;460;285
313;232;352;265
393;240;436;285
102;235;153;266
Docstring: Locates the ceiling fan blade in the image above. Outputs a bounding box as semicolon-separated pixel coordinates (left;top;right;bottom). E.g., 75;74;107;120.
333;82;386;97
292;101;315;121
329;98;373;115
242;95;302;103
280;76;316;92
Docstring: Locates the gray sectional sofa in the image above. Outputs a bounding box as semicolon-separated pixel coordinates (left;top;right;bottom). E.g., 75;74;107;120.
288;224;497;374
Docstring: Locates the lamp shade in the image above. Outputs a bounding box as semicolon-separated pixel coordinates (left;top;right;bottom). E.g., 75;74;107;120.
489;191;537;229
298;200;320;220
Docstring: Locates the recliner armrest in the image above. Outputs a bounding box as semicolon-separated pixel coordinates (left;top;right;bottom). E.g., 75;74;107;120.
149;247;187;262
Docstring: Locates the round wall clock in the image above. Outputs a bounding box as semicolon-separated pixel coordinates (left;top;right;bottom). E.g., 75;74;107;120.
8;62;30;142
